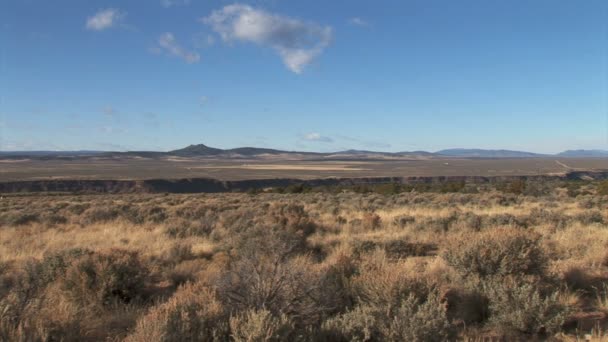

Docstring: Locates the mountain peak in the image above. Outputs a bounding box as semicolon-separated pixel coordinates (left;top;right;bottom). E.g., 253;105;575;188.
170;144;224;156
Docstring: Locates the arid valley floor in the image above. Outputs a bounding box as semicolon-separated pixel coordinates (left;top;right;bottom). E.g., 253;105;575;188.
2;156;608;181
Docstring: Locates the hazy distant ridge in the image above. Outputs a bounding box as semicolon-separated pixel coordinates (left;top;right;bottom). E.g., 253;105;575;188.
556;150;608;157
2;144;608;159
435;149;547;158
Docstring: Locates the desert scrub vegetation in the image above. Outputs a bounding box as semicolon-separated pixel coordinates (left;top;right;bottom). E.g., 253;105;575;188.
1;180;608;340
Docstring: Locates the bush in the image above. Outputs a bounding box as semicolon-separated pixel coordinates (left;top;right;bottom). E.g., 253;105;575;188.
597;180;608;196
418;215;458;233
0;250;93;342
443;287;488;325
361;212;381;230
483;213;527;228
322;305;381;342
125;283;228;342
66;203;90;215
266;203;317;237
61;249;149;306
27;248;92;288
439;181;465;193
41;213;68;226
162;243;194;265
215;215;329;326
442;228;548;278
1;211;39;226
80;207;120;224
322;293;451;342
351;251;430;312
561;267;607;292
217;252;326;326
505;179;526;195
80;205;144;225
142;206;168;223
230;309;294;342
484;281;569;336
165;218;214;238
352;240;436;259
575;210;604;225
392;215;416;228
387;293;452;342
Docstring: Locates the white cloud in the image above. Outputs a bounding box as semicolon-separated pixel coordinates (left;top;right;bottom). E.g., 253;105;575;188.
304;132;333;142
203;4;333;74
349;17;370;27
86;9;125;31
157;32;200;63
161;0;191;8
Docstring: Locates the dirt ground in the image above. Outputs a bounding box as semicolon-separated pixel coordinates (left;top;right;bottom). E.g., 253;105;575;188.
2;156;608;181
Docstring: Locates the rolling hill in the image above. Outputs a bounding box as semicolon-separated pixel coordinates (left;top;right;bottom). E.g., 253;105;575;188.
2;144;608;159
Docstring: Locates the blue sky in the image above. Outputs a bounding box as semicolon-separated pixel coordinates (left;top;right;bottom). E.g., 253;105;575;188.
1;0;607;153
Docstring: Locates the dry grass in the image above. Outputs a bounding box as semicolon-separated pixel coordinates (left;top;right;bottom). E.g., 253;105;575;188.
1;184;608;340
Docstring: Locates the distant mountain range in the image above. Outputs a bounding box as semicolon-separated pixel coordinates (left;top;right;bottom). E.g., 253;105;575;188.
171;144;318;157
1;144;607;159
435;149;547;158
171;145;608;158
556;150;608;157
